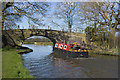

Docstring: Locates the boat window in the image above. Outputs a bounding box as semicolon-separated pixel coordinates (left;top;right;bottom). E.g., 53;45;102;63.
60;44;63;49
55;44;58;47
74;46;80;50
64;45;67;49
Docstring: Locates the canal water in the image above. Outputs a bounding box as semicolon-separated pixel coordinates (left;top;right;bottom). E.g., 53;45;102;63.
22;44;118;78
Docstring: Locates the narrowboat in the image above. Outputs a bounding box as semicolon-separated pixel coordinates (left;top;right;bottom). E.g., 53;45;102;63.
54;43;88;58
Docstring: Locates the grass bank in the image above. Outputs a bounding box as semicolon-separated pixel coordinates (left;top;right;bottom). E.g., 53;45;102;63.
23;42;53;45
88;48;120;56
2;46;34;78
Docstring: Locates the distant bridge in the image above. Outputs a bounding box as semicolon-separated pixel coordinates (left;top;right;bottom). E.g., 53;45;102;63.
2;29;86;47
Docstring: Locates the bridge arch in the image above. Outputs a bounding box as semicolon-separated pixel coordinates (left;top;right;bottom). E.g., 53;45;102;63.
2;29;85;48
2;29;70;47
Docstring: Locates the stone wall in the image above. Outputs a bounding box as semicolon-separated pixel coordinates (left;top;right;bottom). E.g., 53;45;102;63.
2;29;86;47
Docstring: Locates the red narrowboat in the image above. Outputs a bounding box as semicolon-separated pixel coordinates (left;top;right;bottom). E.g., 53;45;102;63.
54;43;88;58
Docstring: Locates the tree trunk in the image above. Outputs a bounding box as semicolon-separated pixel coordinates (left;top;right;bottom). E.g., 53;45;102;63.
67;11;72;33
110;27;116;48
68;17;71;32
2;9;5;30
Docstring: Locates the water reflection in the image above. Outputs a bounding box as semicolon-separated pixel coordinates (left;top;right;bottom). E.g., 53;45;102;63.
22;44;118;78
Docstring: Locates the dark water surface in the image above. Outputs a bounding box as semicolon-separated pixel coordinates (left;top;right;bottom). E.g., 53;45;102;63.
22;44;118;78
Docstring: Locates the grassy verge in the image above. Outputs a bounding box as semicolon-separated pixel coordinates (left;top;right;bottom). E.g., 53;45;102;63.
0;48;2;80
89;48;120;56
2;46;34;78
23;42;34;44
23;42;53;45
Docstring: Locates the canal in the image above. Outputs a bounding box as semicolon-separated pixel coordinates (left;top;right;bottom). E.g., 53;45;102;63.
22;44;118;78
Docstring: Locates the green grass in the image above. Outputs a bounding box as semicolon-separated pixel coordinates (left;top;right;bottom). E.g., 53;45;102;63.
0;48;2;79
23;42;34;44
34;42;53;45
23;42;53;45
89;48;120;56
2;46;34;78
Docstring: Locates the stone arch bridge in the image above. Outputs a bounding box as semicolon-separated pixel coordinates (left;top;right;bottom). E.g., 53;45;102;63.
2;29;86;47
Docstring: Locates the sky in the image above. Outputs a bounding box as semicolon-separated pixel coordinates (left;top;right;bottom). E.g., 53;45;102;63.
16;2;120;34
16;2;87;33
17;3;61;30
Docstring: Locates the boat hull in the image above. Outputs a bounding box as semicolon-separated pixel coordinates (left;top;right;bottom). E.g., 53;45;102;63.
54;48;88;58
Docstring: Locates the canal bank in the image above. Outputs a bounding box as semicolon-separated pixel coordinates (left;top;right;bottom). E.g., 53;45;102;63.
23;42;53;45
2;46;34;78
88;48;120;56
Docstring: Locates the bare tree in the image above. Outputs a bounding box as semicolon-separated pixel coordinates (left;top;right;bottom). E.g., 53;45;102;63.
2;2;49;30
52;2;79;32
80;2;120;48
